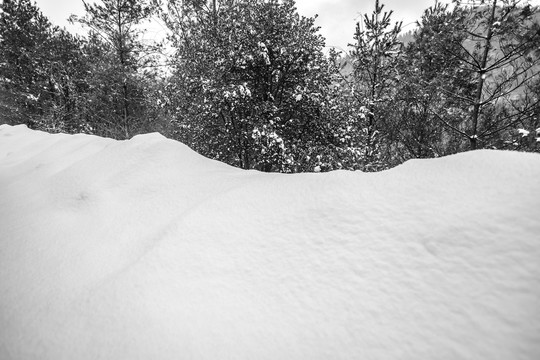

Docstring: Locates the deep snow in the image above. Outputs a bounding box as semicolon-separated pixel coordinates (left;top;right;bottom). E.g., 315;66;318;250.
1;124;539;360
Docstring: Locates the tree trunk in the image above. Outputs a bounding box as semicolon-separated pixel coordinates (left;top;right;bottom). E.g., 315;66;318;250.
123;82;129;139
469;0;497;150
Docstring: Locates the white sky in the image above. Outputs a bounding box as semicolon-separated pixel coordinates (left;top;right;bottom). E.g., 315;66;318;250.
295;0;448;50
33;0;540;50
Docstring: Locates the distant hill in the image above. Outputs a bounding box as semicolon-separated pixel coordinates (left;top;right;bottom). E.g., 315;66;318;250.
398;30;414;45
336;5;540;86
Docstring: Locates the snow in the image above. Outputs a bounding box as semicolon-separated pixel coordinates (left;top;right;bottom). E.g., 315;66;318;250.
1;124;540;360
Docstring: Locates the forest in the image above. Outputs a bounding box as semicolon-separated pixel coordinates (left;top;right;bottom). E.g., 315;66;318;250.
1;0;539;172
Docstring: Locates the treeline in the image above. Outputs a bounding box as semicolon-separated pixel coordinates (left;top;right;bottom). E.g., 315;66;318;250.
1;0;539;172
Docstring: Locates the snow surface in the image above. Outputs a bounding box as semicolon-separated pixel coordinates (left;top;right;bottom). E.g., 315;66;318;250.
1;124;540;360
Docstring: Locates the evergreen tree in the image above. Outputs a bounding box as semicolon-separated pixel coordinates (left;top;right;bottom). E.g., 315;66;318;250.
0;0;55;125
394;0;540;154
421;0;540;150
391;2;475;159
456;0;540;149
71;0;161;138
0;0;90;132
164;0;343;171
38;29;93;133
348;0;402;170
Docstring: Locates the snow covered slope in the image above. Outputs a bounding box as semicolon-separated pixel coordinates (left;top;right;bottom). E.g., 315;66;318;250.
1;124;539;360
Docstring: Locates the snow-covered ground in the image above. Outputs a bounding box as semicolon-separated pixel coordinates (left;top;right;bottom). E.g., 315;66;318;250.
1;124;539;360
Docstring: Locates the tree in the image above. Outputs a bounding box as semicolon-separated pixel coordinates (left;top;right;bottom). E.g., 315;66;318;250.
348;0;403;170
164;0;343;171
509;67;540;152
71;0;161;139
391;0;540;155
390;2;475;159
0;0;55;125
428;0;540;150
37;29;93;133
0;0;92;133
458;0;540;149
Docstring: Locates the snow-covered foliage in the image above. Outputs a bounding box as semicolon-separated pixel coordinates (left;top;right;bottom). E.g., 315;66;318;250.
343;0;403;169
1;0;539;174
1;125;540;359
0;0;162;139
163;0;361;172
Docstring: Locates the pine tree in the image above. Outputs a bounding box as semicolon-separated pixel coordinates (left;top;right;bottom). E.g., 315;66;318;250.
0;0;90;132
394;0;540;154
391;2;475;158
164;0;340;171
348;0;402;170
71;0;161;139
427;0;540;150
0;0;55;124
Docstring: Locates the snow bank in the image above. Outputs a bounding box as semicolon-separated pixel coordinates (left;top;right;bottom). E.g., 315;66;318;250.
1;124;539;360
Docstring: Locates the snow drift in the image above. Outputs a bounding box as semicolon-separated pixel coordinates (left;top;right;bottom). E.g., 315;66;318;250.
1;124;539;360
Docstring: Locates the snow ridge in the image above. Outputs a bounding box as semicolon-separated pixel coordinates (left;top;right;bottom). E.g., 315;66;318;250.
1;125;540;360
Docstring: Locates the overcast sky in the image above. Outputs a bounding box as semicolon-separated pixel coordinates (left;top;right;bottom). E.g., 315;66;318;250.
34;0;539;50
295;0;446;50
